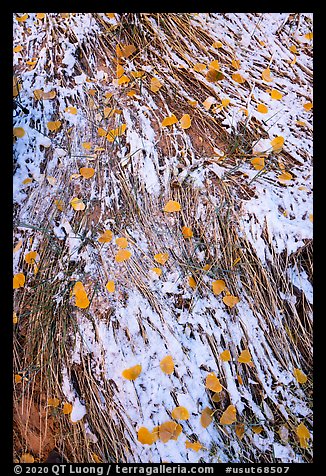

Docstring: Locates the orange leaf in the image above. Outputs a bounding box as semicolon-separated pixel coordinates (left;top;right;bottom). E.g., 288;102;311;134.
262;68;273;82
117;75;130;85
219;350;231;362
120;44;136;58
232;59;241;69
107;124;127;142
20;453;34;463
180;114;191;130
65;106;77;114
205;373;222;392
137;427;155;445
270;89;283;100
24;251;38;264
48;397;60;407
54;199;64;211
209;60;220;70
13;45;23;53
70;197;86;211
232;73;246;84
151;77;163;92
237;374;243;385
161;115;178;127
238;349;252;364
293;368;307;384
13;273;25;289
203;96;216;111
15;374;22;384
252;425;263;434
220;404;237;425
122;364;142;380
296;422;310;448
154;253;169;265
106;281;115;293
16;14;29;22
130;71;145;79
212;279;226;295
223;295;240;308
257;104;268;114
303;102;313;111
159;421;182;442
185;440;202;452
115;249;132;262
163;200;181;212
13;127;25;138
212;41;223;48
82;142;92;150
182;226;193;238
212;392;222;402
200;407;214;428
188;276;197;289
278;172;293;182
98;127;107;137
36;13;46;20
80;167;95;179
193;63;207;72
152;426;160;442
235;423;245;439
171;406;190;420
98;230;113;243
151;267;162;277
160;355;174;374
115;237;128;248
271;136;285;152
251;157;265;170
13;312;18;324
62;403;73;415
206;69;224;82
47;121;62;132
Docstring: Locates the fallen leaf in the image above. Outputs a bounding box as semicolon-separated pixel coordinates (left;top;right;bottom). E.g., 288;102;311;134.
220;405;237;425
13;312;18;324
163;200;181;212
220;350;231;362
257;104;268;114
309;214;313;223
119;44;136;58
203;264;212;271
13;127;25;138
122;364;142;380
205;373;222;392
293;368;307;384
262;67;273;82
16;14;29;22
107;124;127;142
206;69;224;82
22;178;32;184
127;90;137;97
70;197;86;211
72;281;90;309
65;106;77;115
188;100;198;107
98;230;113;243
47;121;61;132
171;406;190;420
116;237;128;248
193;63;206;72
98;127;107;137
304;32;313;41
13;77;22;97
62;403;73;415
117;75;130;85
106;281;115;293
209;60;220;70
20;453;34;463
131;71;145;79
270;89;283;100
235;423;245;439
137;427;155;445
303;102;313;111
203;96;216;111
36;13;46;20
223;295;240;308
160;355;174;374
13;45;24;53
232;73;246;84
154;253;169;265
237;374;243;385
271;136;285;152
24;251;38;264
232;59;241;69
54;199;64;211
159;421;182;442
222;98;231;107
151;77;163;92
82;142;92;150
15;374;22;384
151;267;162;277
212;279;226;295
252;425;263;434
92;453;102;463
13;273;25;289
289;45;298;54
212;41;223;48
251;157;265;170
48;397;60;407
188;276;197;289
296;422;310;442
162;115;178;127
238;349;252;364
115;249;132;262
185;441;202;452
200;407;214;428
180;114;191;130
182;226;193;238
80;167;95;179
278;172;293;182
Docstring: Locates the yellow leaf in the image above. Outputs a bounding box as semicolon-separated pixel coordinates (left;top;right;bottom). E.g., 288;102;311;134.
293;368;307;384
104;92;113;99
116;64;124;78
65;106;77;114
20;453;34;463
88;88;97;96
13;45;23;53
205;373;222;392
117;75;130;85
152;426;160;442
122;364;142;380
212;41;223;48
22;178;32;184
209;60;220;70
206;69;224;82
13;273;25;289
106;281;115;293
163;200;181;212
159;421;182;442
24;251;38;264
220;405;237;425
220;350;231;362
151;77;163;92
180;114;191;130
232;73;246;84
296;422;310;440
98;127;107;137
138;427;155;445
278;172;293;182
200;407;214;428
115;249;132;262
72;281;90;309
171;406;190;420
54;199;64;211
188;100;198;107
127;89;137;97
291;55;297;66
212;279;226;295
235;423;245;439
13;127;25;138
203;97;216;111
160;355;174;374
15;374;22;384
270;89;283;100
188;276;197;289
262;67;273;82
304;32;313;41
36;13;46;20
105;13;115;19
70;197;86;211
13;240;23;253
131;71;145;79
92;453;102;463
16;14;29;22
299;437;309;449
238;349;252;364
48;397;60;407
62;403;73;415
13;312;18;324
252;425;263;434
222;98;231;107
80;167;95;179
289;45;298;54
47;121;62;132
151;267;162;277
232;59;241;69
271;136;285;152
82;142;92;150
116;237;128;248
104;107;114;118
257;103;268;114
251;157;265;170
237;374;243;385
203;264;211;271
185;440;202;452
154;253;169;265
161;114;178;127
107;124;127;142
182;226;193;238
193;63;206;72
303;102;313;111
